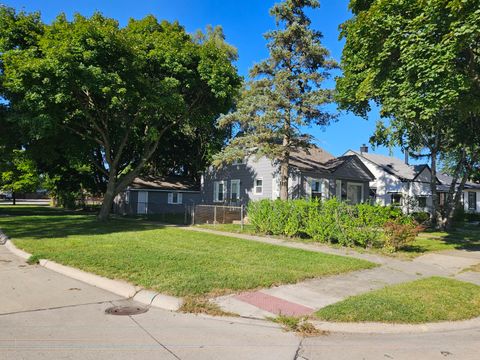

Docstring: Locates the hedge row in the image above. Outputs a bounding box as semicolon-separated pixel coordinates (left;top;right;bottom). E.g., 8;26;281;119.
247;199;422;251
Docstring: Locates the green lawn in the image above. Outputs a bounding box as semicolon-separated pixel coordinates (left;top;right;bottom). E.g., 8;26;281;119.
400;226;480;258
0;206;375;297
316;277;480;323
197;223;260;235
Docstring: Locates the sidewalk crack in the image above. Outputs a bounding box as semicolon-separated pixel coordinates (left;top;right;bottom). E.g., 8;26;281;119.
128;315;182;360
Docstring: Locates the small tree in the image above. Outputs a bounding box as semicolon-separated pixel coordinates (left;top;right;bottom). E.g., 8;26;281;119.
0;150;40;205
216;0;336;199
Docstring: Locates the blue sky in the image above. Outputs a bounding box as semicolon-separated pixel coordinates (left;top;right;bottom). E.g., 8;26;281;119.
2;0;408;160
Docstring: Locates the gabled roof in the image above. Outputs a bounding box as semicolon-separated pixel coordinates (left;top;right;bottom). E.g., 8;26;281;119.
129;176;200;192
348;150;428;181
436;173;480;191
289;146;336;172
290;146;375;180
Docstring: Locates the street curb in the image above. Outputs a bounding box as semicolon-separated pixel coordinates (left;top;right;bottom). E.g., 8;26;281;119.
4;239;480;334
3;240;183;312
311;317;480;334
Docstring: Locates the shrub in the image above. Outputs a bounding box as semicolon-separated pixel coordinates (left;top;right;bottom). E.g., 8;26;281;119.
411;212;431;225
383;220;423;252
248;198;416;251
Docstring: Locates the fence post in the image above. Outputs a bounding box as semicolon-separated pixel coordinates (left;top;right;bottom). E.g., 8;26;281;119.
191;204;195;226
214;206;217;227
184;205;187;225
240;204;244;231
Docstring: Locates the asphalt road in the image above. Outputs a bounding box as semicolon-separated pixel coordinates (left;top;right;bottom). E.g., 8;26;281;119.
1;244;479;360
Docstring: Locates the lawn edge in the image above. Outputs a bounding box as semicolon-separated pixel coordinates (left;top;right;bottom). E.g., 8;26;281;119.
4;239;480;334
4;239;183;311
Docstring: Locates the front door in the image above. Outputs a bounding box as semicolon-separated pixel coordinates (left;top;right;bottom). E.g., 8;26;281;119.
137;191;148;215
347;183;363;204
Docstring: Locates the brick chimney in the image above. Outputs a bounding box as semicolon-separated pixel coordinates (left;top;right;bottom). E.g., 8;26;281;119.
360;144;369;154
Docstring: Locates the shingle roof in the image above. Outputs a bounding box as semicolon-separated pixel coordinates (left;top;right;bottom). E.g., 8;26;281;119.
129;176;200;191
349;150;427;181
436;173;480;191
289;146;336;172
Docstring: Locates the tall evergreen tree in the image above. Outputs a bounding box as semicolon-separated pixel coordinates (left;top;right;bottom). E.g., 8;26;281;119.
216;0;336;200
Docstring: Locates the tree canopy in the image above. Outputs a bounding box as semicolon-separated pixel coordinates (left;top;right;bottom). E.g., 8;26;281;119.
337;0;480;228
0;8;241;219
216;0;336;200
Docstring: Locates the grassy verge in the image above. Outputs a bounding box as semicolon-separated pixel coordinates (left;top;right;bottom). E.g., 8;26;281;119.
0;205;375;297
196;223;258;235
316;277;480;324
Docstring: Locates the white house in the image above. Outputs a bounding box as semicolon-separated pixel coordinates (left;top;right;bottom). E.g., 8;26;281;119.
345;146;480;214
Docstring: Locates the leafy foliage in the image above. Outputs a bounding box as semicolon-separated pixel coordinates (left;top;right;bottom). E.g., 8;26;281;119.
216;0;336;199
0;9;241;220
337;0;480;229
248;198;413;251
0;150;41;200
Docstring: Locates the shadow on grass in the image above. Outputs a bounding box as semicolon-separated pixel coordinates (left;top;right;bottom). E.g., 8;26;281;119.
402;227;480;255
0;205;162;240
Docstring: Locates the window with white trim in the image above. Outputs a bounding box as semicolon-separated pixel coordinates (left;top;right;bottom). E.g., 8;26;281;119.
254;178;263;195
214;181;225;202
417;196;427;208
468;192;477;210
230;180;240;202
168;192;182;204
311;179;322;199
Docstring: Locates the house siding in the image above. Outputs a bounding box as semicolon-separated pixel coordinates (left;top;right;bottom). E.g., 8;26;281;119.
114;189;201;215
202;156;277;205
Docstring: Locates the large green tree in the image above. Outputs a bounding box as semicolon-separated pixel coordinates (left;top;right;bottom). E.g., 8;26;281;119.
216;0;336;200
1;10;240;220
337;0;480;229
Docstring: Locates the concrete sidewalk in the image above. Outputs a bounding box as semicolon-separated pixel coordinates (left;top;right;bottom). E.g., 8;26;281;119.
0;244;300;360
186;227;480;319
3;237;480;359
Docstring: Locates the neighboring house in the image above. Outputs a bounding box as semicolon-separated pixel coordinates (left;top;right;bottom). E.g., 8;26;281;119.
201;145;375;206
345;146;480;214
114;177;201;216
436;173;480;214
345;147;433;213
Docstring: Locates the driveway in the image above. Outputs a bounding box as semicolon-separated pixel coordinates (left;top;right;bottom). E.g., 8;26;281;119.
1;244;480;360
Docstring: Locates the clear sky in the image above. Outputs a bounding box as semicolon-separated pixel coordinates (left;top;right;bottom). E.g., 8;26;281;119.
2;0;409;160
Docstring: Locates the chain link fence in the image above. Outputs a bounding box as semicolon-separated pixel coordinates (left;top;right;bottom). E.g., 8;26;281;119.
188;204;246;228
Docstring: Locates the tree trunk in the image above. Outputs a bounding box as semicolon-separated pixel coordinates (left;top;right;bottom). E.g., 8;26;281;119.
279;157;289;200
12;191;16;206
97;172;117;222
430;149;441;229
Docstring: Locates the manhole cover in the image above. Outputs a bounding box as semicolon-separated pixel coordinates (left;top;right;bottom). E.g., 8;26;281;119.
105;305;149;316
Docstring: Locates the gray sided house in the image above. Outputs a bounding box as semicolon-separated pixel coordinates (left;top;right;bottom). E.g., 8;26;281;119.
201;146;375;206
114;177;201;216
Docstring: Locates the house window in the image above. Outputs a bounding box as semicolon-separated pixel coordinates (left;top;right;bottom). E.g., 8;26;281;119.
311;179;322;199
254;178;263;195
468;192;477;210
336;180;342;199
391;193;402;206
214;181;225;202
417;196;427;208
168;192;182;204
230;180;240;202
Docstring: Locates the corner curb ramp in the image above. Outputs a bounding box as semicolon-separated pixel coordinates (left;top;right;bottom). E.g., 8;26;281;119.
3;240;183;311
